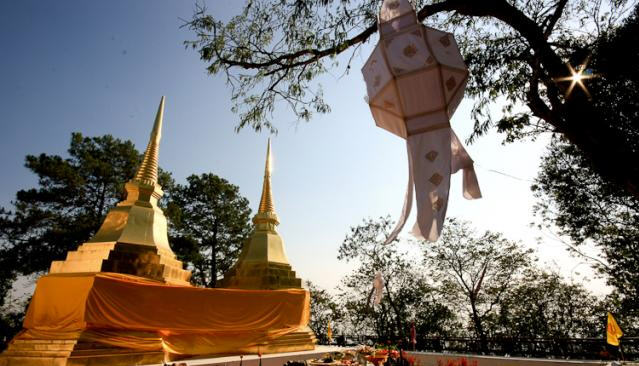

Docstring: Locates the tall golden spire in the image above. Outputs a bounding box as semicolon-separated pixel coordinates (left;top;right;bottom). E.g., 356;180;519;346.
134;96;164;186
258;138;275;213
253;139;279;228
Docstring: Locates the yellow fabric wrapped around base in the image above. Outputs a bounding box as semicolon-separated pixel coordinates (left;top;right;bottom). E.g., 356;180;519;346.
1;273;314;365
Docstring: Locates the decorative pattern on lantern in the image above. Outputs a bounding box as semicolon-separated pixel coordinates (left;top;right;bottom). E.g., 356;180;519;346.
362;0;482;243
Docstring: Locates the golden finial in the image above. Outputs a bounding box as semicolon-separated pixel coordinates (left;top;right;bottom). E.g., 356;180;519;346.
134;96;164;186
258;138;275;213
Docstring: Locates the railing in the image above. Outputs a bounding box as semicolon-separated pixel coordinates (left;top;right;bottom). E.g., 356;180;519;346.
324;335;639;360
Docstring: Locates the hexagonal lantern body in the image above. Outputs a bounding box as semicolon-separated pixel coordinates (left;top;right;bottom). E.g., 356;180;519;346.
362;0;468;139
360;0;481;244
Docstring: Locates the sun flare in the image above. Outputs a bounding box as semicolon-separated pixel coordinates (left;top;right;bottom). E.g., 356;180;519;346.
555;61;596;98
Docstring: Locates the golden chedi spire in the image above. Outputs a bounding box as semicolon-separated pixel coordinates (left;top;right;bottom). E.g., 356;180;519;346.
253;138;280;228
258;138;275;214
219;139;302;289
49;97;191;285
134;96;163;186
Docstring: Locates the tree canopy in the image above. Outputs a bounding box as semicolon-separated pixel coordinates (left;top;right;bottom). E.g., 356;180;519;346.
167;173;252;287
186;0;639;200
497;269;605;339
532;6;639;319
321;216;623;353
423;218;534;349
306;280;344;344
337;217;461;341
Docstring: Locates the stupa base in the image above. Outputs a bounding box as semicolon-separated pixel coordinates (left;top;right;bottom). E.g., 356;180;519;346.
219;262;303;290
1;327;316;366
49;241;192;286
0;335;164;366
0;273;315;366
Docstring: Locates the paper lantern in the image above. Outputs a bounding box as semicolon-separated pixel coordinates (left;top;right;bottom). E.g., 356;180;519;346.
373;271;384;305
362;0;482;243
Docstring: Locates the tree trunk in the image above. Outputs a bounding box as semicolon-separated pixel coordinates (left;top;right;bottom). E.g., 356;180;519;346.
469;297;488;353
384;281;406;340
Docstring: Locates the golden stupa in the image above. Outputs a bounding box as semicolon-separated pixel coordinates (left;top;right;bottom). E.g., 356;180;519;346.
219;139;304;289
49;96;191;286
0;99;315;366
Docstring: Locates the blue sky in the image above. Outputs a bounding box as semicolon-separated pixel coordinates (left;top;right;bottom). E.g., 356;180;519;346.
0;1;606;293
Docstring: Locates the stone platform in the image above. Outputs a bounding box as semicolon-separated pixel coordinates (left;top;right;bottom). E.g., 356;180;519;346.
143;346;351;366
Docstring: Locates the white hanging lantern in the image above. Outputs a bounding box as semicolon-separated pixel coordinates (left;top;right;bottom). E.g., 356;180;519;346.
362;0;482;243
373;271;384;305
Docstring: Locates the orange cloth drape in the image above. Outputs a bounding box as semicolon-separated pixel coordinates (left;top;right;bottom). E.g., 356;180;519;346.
21;273;310;355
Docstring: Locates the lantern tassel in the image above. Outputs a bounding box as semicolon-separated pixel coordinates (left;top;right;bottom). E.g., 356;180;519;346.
385;129;481;244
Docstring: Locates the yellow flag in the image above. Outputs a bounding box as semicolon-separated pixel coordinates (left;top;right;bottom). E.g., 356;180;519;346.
327;320;333;342
607;312;623;346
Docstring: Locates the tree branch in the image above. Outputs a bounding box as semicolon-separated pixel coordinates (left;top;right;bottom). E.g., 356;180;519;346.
543;0;569;38
216;1;460;71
